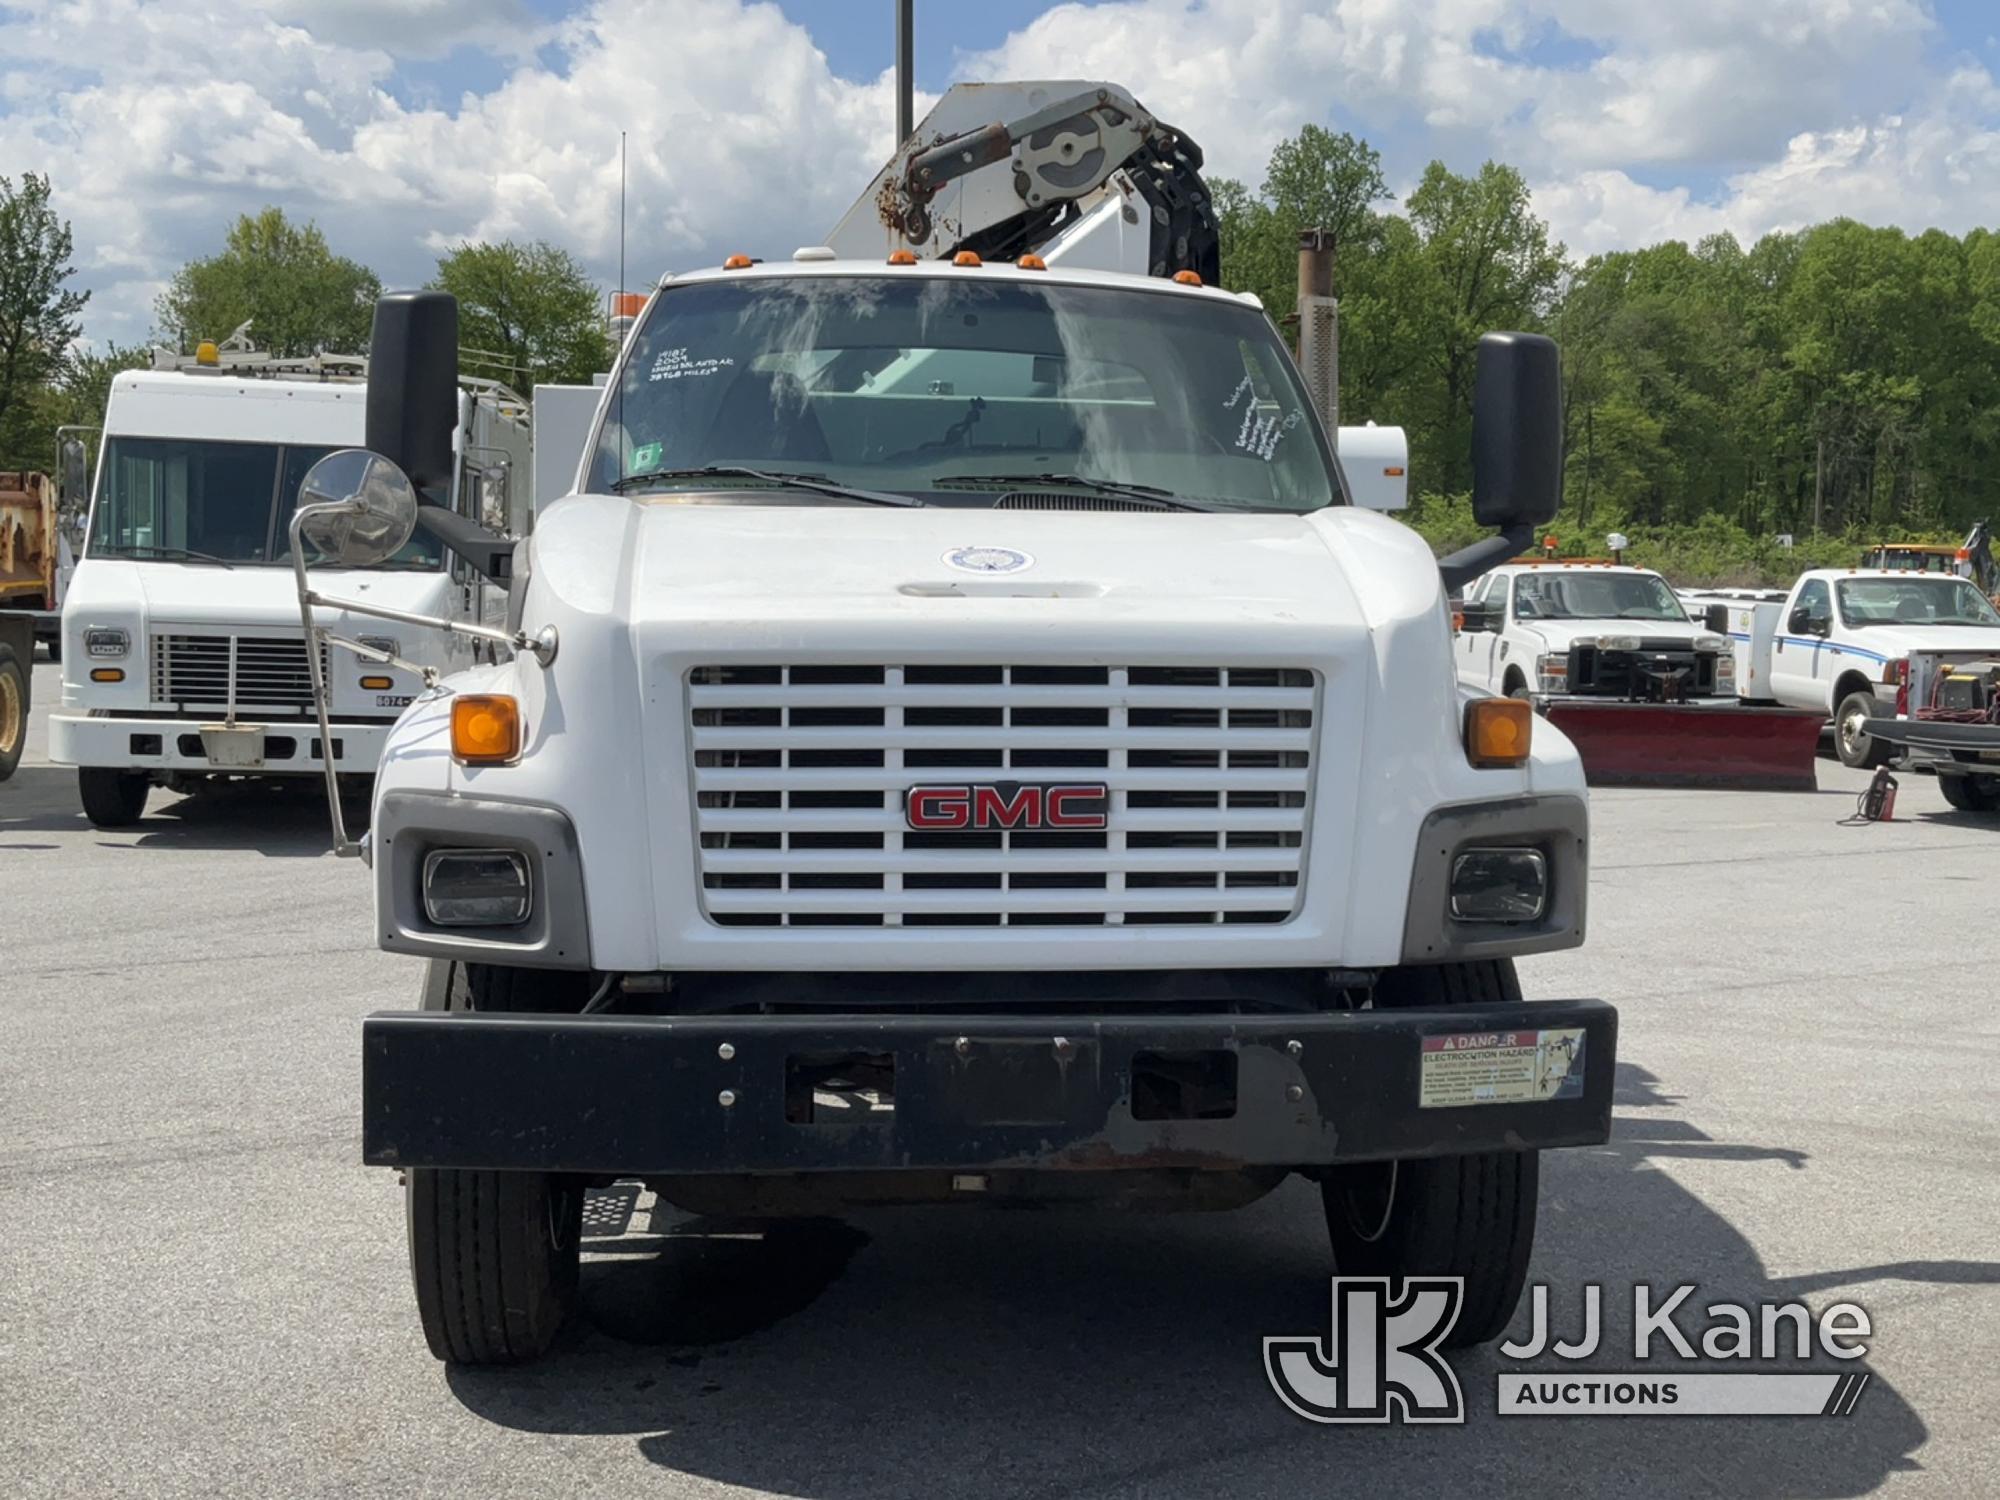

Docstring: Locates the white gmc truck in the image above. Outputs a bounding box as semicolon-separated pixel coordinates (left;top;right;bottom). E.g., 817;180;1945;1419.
51;345;529;826
301;82;1617;1365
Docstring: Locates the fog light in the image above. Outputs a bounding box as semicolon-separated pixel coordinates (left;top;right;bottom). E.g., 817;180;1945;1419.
1450;847;1548;923
422;848;531;926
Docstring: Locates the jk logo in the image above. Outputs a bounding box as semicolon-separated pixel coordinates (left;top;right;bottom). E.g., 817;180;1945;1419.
1264;1277;1466;1424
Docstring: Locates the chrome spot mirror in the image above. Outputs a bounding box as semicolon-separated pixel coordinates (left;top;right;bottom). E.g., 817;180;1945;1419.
296;448;419;567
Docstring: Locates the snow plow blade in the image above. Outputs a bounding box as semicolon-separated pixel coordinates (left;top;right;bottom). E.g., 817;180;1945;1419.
1544;702;1824;791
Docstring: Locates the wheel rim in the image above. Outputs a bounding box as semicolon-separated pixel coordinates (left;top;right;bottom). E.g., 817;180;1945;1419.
1337;1160;1399;1244
0;669;19;756
546;1179;581;1255
1839;703;1867;758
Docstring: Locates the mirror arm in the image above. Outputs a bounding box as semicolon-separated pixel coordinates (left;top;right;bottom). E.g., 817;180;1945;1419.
291;503;365;859
297;589;559;668
414;501;514;582
290;498;559;860
1438;524;1535;592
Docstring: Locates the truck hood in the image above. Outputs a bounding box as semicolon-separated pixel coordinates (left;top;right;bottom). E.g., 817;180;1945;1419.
1518;618;1716;652
511;494;1542;973
65;558;453;630
536;497;1377;641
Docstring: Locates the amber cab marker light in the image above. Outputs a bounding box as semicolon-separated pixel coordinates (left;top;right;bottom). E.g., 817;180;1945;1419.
722;253;753;270
887;249;918;265
359;675;394;691
952;250;984;267
89;667;124;683
1171;269;1203;286
1465;697;1532;768
1017;254;1048;270
451;694;522;765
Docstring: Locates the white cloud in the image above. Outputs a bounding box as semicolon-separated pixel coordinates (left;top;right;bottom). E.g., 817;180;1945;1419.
1533;65;2000;256
0;0;907;346
0;0;1994;349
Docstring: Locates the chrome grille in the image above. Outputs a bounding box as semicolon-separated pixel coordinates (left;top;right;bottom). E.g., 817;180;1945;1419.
150;632;328;709
686;664;1319;929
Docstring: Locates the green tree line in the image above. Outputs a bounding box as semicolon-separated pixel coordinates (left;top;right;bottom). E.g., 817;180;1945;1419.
1216;127;1997;581
0;185;612;474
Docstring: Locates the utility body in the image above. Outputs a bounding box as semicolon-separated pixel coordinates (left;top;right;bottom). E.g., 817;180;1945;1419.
1722;567;2000;770
48;348;531;826
298;81;1619;1366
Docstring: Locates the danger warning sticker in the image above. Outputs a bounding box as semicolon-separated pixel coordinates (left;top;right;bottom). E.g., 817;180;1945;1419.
1419;1028;1586;1109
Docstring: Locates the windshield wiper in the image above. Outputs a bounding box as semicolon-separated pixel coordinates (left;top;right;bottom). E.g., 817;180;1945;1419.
610;465;923;507
937;471;1217;511
97;544;235;569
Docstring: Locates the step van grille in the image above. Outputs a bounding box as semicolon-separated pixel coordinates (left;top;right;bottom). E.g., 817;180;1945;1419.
686;664;1320;929
151;632;329;711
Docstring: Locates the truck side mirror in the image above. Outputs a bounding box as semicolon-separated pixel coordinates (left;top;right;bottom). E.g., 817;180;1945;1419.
58;437;88;511
1471;332;1563;528
1787;606;1815;636
365;291;460;497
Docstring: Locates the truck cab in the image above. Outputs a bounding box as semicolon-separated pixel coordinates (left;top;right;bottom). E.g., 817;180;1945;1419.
1457;561;1734;703
297;81;1619;1367
1727;567;2000;768
50;355;529;826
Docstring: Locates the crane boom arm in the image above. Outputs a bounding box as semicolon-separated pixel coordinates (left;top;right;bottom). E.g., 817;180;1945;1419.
824;81;1217;281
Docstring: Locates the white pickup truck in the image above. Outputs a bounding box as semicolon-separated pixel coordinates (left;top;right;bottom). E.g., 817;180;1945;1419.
294;80;1619;1367
1456;561;1734;703
1721;567;2000;768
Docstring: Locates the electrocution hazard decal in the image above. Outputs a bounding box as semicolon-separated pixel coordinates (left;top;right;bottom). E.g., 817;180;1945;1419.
1419;1029;1586;1108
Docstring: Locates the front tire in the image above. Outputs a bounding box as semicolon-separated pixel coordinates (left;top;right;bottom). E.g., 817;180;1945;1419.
0;646;25;781
1319;959;1539;1348
405;961;595;1365
1835;690;1891;770
78;766;150;826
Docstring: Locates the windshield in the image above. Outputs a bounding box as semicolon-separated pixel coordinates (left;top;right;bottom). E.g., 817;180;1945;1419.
88;436;443;568
586;275;1338;510
1513;571;1687;622
1837;576;2000;627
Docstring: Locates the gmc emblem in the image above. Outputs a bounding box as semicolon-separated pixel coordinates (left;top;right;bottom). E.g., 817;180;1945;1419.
904;782;1110;832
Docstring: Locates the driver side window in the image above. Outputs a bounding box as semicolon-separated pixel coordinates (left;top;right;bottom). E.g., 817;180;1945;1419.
1795;579;1831;631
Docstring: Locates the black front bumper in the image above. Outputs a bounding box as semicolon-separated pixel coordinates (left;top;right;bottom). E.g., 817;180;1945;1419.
362;1000;1617;1175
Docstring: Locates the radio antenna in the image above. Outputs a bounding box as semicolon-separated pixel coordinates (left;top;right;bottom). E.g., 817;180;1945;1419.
614;128;627;483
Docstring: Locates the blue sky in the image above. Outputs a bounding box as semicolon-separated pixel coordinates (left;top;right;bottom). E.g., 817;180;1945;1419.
3;1;1997;347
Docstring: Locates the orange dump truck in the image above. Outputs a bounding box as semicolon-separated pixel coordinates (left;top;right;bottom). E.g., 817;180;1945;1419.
1;470;68;780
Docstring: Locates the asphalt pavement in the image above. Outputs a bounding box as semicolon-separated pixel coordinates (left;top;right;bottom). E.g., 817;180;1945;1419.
3;655;1996;1498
